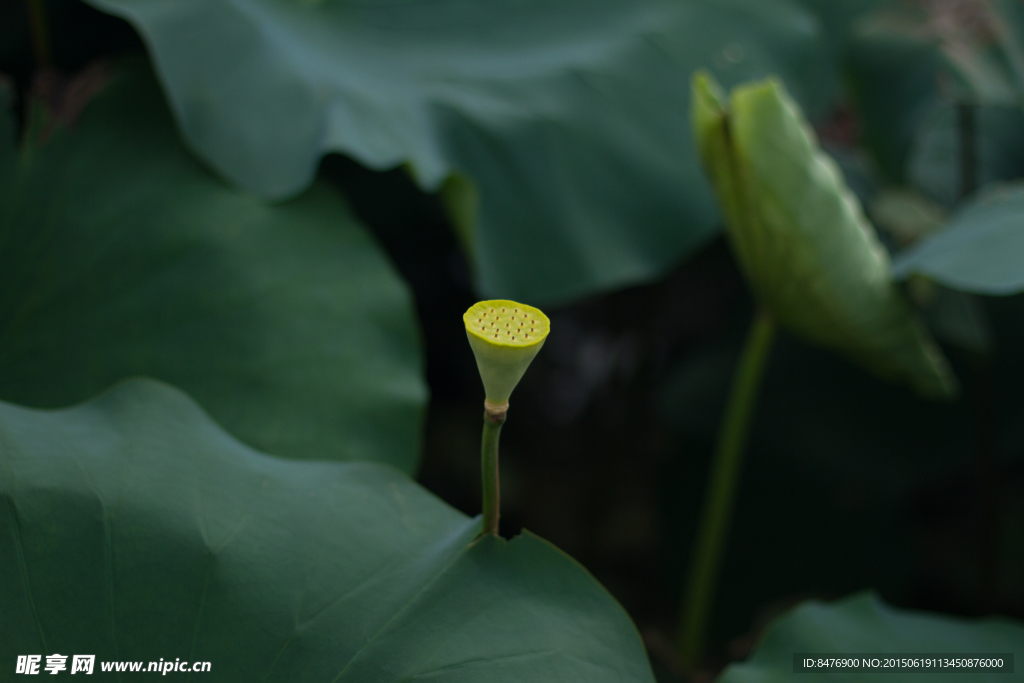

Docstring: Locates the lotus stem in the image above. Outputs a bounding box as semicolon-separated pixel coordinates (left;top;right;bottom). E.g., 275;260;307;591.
25;0;51;69
677;308;776;669
958;102;977;198
481;402;506;536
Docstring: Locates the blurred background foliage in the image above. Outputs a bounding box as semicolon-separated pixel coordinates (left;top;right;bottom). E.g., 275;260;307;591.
2;0;1023;680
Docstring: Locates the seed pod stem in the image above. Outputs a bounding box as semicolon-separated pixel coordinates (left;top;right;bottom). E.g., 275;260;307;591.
480;406;506;536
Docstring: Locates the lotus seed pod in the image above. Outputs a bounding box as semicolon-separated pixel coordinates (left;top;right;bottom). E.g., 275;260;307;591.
464;300;550;406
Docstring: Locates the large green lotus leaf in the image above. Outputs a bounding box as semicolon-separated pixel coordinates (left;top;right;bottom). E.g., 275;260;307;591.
908;103;1024;208
893;183;1024;295
718;592;1024;683
845;11;948;182
993;0;1024;95
793;0;886;100
848;2;1024;183
83;0;832;304
0;60;425;473
0;379;655;681
692;73;957;398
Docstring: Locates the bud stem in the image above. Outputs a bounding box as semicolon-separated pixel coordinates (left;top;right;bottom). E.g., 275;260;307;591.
677;308;776;669
25;0;51;69
481;406;506;536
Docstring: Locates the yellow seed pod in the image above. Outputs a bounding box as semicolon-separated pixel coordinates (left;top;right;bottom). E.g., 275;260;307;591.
464;300;550;405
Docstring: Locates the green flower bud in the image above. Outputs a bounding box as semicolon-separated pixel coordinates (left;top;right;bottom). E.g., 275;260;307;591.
464;300;550;408
692;71;957;399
